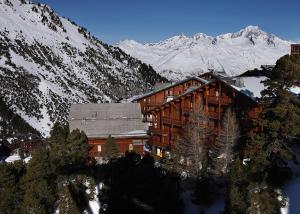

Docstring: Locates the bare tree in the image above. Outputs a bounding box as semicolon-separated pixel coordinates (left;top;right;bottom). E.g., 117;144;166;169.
211;108;239;175
172;101;211;178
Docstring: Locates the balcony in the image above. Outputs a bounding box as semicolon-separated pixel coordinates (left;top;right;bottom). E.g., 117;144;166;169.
182;108;193;116
162;116;183;127
208;111;219;120
148;126;162;136
145;102;164;108
207;96;231;105
149;136;170;149
142;117;153;123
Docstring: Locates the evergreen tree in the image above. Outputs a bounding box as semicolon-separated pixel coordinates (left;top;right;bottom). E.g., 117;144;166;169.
104;135;119;159
57;184;81;214
0;163;23;214
66;129;89;167
226;54;300;213
48;123;88;172
21;148;57;214
48;122;70;170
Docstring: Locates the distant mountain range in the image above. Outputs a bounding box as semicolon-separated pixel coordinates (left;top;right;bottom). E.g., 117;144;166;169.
117;26;292;80
0;0;166;139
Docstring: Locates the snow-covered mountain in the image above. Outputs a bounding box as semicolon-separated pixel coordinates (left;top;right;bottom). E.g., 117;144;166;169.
118;26;292;80
0;0;166;139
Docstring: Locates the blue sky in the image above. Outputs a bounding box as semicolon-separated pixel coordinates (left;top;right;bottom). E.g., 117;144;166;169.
37;0;300;44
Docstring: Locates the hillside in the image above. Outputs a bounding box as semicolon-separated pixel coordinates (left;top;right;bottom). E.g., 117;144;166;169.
118;26;292;80
0;0;166;139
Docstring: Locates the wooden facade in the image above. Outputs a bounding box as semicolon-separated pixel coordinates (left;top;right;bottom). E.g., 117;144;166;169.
69;103;148;159
88;136;148;157
291;44;300;56
138;79;260;152
134;77;207;114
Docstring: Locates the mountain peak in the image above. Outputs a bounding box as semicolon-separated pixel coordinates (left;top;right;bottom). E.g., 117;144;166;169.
233;25;268;39
193;33;212;40
118;26;292;80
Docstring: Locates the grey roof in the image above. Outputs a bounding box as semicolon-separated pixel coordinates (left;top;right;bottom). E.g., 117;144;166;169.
69;103;148;138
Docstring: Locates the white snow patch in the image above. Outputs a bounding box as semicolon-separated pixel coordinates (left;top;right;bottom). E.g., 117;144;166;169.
5;154;21;163
89;184;101;214
281;146;300;214
237;76;267;98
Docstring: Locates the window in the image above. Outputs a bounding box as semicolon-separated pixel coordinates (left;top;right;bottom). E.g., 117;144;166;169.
91;112;97;119
133;140;143;145
156;148;162;157
81;119;86;126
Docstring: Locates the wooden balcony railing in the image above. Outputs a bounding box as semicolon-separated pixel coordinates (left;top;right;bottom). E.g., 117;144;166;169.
162;116;183;127
207;96;231;105
144;102;165;108
208;111;219;120
142;117;153;122
148;126;162;136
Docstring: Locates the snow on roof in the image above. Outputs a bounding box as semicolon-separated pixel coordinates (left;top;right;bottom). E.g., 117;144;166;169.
5;154;21;163
290;86;300;95
4;154;32;163
235;77;267;99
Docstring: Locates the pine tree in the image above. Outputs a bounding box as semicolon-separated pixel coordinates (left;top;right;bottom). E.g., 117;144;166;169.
48;123;88;172
48;122;70;171
57;184;81;214
211;108;239;175
226;54;300;213
66;129;89;167
104;135;119;159
0;160;26;214
21;148;57;214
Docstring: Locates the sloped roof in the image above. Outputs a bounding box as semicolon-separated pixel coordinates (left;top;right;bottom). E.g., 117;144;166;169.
133;77;208;102
146;78;259;113
69;103;148;138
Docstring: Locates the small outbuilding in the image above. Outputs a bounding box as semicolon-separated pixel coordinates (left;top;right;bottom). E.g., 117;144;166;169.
69;103;149;158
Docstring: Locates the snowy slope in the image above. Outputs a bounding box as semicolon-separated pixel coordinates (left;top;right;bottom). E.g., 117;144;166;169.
0;0;166;137
118;26;292;80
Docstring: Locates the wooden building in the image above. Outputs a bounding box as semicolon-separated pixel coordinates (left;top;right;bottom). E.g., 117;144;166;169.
134;75;262;155
291;44;300;55
69;103;148;158
133;77;208;114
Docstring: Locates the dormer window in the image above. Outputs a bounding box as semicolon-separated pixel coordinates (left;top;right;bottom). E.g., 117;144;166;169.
91;112;97;119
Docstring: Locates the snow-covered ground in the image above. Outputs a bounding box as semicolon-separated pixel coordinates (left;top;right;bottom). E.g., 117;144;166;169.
88;183;101;214
4;153;31;163
182;190;224;214
281;146;300;214
0;0;159;137
118;26;292;80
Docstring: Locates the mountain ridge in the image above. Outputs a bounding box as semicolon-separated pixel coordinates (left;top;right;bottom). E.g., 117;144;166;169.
117;25;293;80
0;0;166;140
